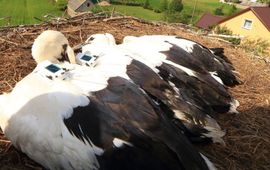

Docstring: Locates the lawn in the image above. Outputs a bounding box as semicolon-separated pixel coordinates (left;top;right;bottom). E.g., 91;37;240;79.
103;0;240;24
0;0;64;26
182;0;239;15
92;5;163;21
112;5;163;21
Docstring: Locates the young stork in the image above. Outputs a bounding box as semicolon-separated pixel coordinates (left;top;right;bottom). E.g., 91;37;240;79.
75;33;241;144
32;30;76;64
121;35;241;111
122;35;241;86
0;30;215;170
84;33;240;114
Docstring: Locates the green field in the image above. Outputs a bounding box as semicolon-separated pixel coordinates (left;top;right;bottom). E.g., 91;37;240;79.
112;5;163;21
130;0;237;15
97;0;240;23
0;0;64;26
0;0;239;26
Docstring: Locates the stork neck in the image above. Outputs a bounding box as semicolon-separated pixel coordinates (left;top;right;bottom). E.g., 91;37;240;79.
0;94;11;131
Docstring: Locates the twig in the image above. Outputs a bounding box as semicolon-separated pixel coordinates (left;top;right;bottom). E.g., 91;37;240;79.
79;29;83;43
25;163;43;170
4;143;12;153
0;37;19;46
253;141;262;153
0;139;10;143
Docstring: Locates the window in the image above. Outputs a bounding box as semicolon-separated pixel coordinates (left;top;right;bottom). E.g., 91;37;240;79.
243;19;252;29
87;3;90;7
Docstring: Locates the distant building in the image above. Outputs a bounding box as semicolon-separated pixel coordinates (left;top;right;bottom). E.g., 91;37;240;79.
67;0;94;17
217;6;270;42
196;13;224;30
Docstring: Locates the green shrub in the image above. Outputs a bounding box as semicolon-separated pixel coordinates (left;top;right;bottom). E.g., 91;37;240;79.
225;0;240;3
56;0;67;11
215;26;233;35
143;0;150;9
160;0;168;12
228;5;237;15
154;8;162;13
90;6;110;14
168;0;183;12
226;37;241;45
240;38;270;56
110;0;142;6
164;11;191;24
214;6;224;16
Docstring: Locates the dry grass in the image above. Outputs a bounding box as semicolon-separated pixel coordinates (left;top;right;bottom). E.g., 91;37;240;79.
0;14;269;170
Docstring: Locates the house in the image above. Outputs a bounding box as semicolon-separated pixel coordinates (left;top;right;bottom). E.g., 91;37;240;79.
196;13;224;30
216;6;270;42
67;0;94;17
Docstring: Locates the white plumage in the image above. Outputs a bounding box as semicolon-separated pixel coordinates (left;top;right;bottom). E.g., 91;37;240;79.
32;30;76;64
0;30;218;170
79;33;241;144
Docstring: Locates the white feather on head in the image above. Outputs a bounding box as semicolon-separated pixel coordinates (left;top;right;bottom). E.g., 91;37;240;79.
31;30;76;64
85;33;116;46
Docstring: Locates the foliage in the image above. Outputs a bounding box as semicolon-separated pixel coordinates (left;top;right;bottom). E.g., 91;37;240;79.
225;0;241;3
164;10;191;24
228;4;237;15
225;37;241;45
143;0;151;9
90;6;110;13
163;0;184;23
168;0;183;12
0;0;241;26
110;0;142;6
240;38;270;56
56;0;68;11
153;8;162;13
214;6;224;16
215;26;233;35
93;0;240;24
177;11;192;24
160;0;168;12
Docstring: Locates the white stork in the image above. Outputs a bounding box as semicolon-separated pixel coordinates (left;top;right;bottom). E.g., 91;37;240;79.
0;30;215;170
75;33;241;144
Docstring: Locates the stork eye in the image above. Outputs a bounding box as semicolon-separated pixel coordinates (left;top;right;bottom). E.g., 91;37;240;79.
62;44;68;51
89;37;95;41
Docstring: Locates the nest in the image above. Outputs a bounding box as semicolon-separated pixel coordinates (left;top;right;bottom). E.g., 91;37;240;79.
0;14;269;170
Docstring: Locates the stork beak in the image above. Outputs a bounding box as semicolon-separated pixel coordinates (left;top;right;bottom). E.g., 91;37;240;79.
66;45;76;64
61;44;76;64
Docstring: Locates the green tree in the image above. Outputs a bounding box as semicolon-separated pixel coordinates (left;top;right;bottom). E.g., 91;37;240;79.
160;0;168;12
168;0;183;12
164;0;184;23
143;0;150;9
56;0;68;11
228;5;237;15
214;6;224;16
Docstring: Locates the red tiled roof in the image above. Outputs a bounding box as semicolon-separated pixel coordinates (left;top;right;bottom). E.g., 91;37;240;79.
196;13;224;30
217;6;270;32
252;7;270;32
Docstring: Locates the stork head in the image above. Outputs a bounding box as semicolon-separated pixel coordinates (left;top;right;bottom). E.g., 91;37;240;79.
85;33;116;46
32;30;76;64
